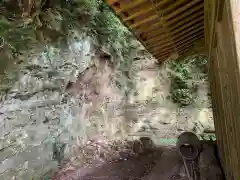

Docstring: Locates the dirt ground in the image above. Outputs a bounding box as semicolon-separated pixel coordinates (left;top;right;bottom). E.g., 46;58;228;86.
52;143;186;180
52;136;223;180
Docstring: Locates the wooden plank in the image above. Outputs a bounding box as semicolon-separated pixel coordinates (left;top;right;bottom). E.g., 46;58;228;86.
174;27;204;45
123;0;170;22
153;49;174;58
213;1;240;179
145;14;203;40
135;0;203;35
123;7;155;22
176;35;204;51
147;38;174;49
115;0;145;14
145;32;169;44
130;14;158;28
161;0;190;16
145;20;203;41
165;0;203;20
152;44;174;55
153;49;173;58
171;16;204;36
144;30;168;43
168;4;204;27
146;20;203;47
173;22;204;40
152;32;203;54
169;11;204;32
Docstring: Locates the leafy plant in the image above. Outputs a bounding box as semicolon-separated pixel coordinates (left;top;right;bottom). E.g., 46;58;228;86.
169;55;208;106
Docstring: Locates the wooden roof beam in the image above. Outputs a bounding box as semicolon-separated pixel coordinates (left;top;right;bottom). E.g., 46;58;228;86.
151;29;204;53
130;15;158;29
153;49;174;59
167;3;204;26
176;32;204;47
172;22;204;40
161;0;190;16
151;40;176;52
176;35;204;50
169;11;204;32
146;21;203;47
165;0;203;20
145;32;169;44
154;35;203;59
173;26;204;43
131;0;190;29
153;46;175;57
115;0;145;14
171;16;204;36
136;0;202;34
151;43;175;55
147;37;174;49
123;0;171;22
145;11;203;42
145;23;202;47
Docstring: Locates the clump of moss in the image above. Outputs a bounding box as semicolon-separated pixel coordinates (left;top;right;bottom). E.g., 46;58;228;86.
169;55;208;107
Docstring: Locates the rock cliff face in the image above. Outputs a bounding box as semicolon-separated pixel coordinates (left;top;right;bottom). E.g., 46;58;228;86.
0;36;214;179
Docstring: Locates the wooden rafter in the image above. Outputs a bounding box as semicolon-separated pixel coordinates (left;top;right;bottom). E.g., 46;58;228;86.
115;0;145;14
123;0;170;22
146;13;203;43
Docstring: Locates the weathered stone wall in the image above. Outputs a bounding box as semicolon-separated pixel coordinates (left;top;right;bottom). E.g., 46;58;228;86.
0;37;113;179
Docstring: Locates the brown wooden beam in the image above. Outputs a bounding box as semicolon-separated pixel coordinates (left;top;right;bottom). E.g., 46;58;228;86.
145;32;169;44
151;29;204;53
172;22;204;40
123;0;171;22
145;11;203;43
176;32;204;48
145;19;203;48
115;0;145;14
161;0;190;16
153;49;173;59
147;37;174;50
130;15;158;29
165;0;203;20
146;5;203;39
152;44;174;56
135;0;202;35
132;0;189;29
168;3;204;26
176;35;204;50
171;16;204;36
144;30;168;44
169;11;204;33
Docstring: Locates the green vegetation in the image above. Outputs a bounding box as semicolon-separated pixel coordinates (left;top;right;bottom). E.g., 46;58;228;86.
0;0;138;92
0;0;137;63
169;55;208;107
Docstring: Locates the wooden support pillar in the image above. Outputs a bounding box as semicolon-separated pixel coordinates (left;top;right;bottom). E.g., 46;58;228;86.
206;0;240;179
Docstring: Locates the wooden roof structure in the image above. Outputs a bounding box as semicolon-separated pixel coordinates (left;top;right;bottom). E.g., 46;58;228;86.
105;0;204;61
